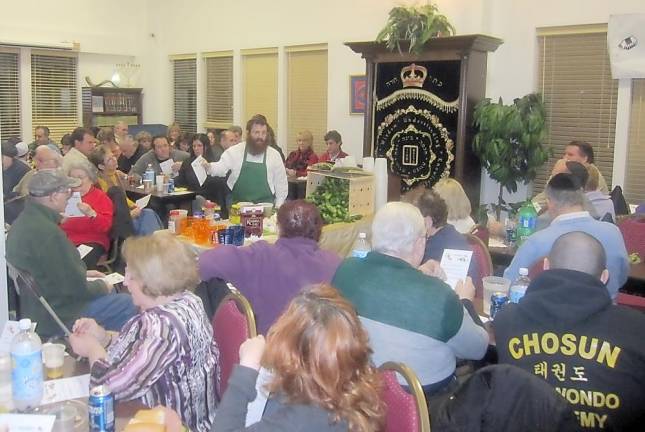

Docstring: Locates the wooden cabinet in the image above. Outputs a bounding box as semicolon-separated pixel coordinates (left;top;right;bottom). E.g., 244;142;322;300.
346;35;502;207
82;87;143;127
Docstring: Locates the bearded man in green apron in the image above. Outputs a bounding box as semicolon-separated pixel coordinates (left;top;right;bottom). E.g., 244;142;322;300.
206;115;288;207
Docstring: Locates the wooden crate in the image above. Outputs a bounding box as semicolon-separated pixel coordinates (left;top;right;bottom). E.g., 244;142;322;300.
306;170;374;217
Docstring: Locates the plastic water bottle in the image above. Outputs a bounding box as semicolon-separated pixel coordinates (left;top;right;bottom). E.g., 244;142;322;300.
11;319;43;411
144;164;155;184
516;202;537;246
350;232;371;258
509;268;530;304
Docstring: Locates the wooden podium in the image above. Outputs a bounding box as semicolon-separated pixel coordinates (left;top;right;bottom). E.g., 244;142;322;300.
346;35;502;206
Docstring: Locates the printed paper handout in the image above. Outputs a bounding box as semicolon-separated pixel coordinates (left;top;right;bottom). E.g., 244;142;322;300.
63;192;84;218
135;194;151;209
41;374;90;405
440;249;473;290
191;156;208;187
77;244;93;259
0;414;55;432
159;159;175;175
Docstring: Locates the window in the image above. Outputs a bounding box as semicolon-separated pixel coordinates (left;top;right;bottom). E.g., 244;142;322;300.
31;51;78;143
535;26;618;192
625;79;645;203
242;48;278;132
205;52;233;130
286;45;328;154
172;56;197;134
0;49;21;141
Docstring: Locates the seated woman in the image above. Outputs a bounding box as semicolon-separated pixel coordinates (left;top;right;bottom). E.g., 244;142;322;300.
199;200;341;334
167;122;182;148
69;233;220;432
61;161;113;270
212;284;384;431
89;146;163;236
176;132;192;153
415;189;479;280
433;178;476;234
285;130;318;177
175;133;229;216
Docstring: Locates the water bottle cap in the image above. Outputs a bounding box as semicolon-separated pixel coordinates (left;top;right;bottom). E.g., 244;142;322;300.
519;267;529;276
358;232;367;239
18;319;31;331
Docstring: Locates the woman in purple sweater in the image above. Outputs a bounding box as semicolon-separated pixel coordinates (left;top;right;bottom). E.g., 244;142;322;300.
198;200;341;334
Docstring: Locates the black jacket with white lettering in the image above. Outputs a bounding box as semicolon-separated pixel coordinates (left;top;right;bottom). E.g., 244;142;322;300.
494;269;645;431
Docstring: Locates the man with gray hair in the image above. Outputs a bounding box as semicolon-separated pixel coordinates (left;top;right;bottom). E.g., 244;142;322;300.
495;232;645;430
6;170;136;338
504;173;629;299
13;145;63;196
117;134;145;173
332;202;488;400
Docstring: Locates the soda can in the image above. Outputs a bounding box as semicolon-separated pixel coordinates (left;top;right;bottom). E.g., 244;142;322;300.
89;385;114;432
168;178;175;193
490;292;509;320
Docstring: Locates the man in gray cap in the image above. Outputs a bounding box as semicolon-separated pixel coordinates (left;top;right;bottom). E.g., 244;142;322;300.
6;170;137;338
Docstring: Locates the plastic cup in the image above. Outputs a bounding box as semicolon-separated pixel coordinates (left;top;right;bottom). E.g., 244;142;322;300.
155;175;164;192
482;276;511;316
42;343;66;379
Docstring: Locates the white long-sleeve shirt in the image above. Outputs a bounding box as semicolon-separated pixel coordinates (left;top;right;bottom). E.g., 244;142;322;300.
207;142;288;207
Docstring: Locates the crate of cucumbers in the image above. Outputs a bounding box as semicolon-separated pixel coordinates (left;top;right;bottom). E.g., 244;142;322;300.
306;164;374;224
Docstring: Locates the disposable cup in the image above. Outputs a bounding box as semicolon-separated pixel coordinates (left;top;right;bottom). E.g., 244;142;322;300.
42;343;66;379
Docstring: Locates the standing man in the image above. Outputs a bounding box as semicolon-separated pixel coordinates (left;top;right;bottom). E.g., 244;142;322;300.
28;126;60;156
117;134;145;173
62;127;96;174
114;121;128;145
207;115;288;207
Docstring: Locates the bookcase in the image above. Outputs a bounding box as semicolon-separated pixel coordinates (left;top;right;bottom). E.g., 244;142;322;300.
82;87;143;127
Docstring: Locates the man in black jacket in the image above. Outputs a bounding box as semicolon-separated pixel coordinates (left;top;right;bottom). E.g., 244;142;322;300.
494;231;645;431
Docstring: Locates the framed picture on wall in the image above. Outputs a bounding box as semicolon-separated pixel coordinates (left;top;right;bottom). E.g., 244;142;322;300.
350;75;367;115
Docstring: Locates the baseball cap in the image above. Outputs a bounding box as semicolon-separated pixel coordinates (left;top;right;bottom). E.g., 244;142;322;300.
15;142;28;158
28;170;81;197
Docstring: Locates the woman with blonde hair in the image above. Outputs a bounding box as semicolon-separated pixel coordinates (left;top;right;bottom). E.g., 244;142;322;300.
433;178;475;234
285;130;318;177
167;122;182;148
212;283;385;432
70;233;220;432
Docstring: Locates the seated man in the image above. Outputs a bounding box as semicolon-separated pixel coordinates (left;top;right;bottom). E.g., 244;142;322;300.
494;232;645;431
332;202;489;398
13;145;63;197
504;173;628;300
414;189;479;280
130;135;189;178
6;170;137;338
585;164;615;222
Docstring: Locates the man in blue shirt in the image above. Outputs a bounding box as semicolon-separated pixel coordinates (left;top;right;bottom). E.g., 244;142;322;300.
504;173;628;300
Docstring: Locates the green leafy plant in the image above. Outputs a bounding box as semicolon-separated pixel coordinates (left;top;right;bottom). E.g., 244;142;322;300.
376;3;456;54
472;93;550;219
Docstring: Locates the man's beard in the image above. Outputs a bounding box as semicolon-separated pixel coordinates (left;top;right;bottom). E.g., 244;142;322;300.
247;136;267;155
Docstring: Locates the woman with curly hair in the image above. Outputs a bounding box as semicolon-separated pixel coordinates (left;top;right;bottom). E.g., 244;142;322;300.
212;283;384;432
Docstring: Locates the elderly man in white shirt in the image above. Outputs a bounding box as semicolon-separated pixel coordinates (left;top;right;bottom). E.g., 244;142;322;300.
206;115;288;207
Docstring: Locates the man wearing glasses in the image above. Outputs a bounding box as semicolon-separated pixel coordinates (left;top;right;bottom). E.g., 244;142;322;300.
6;170;136;338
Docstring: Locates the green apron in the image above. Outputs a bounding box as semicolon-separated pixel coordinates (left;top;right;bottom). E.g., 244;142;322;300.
231;146;275;204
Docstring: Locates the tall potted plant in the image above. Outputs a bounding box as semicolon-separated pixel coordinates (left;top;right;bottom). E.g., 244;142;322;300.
472;93;550;219
376;3;456;54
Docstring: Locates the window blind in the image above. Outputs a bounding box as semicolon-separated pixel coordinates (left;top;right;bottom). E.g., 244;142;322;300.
535;29;618;193
242;49;278;133
286;47;328;154
31;52;78;143
0;50;21;142
205;53;233;129
625;79;645;204
172;57;197;134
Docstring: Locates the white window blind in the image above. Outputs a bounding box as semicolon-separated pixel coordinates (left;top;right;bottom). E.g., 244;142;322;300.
625;79;645;204
172;57;197;134
242;49;278;132
0;50;21;141
535;28;618;192
31;52;78;143
287;46;328;154
205;52;233;129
